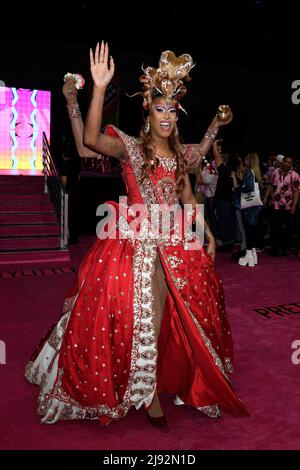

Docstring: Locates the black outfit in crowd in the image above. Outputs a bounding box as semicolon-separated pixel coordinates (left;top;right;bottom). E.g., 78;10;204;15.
214;162;236;244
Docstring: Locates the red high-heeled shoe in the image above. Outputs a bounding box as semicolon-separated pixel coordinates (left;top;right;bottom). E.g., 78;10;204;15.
147;412;168;428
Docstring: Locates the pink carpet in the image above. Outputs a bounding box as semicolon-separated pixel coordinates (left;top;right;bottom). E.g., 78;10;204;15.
0;237;300;450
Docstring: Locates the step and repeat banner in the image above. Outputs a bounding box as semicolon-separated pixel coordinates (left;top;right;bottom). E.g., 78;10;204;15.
0;86;51;171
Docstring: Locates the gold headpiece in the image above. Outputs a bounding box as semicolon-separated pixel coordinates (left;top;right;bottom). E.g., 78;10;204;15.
131;50;194;113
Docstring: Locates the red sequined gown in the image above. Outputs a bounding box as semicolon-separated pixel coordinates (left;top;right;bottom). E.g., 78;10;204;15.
25;126;248;425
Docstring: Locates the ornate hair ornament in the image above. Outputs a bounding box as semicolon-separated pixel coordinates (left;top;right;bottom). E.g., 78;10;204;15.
128;50;194;114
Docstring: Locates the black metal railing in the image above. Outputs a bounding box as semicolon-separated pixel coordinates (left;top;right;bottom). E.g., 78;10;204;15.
42;132;68;249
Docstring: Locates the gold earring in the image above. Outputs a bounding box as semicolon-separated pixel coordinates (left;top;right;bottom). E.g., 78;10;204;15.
144;117;150;134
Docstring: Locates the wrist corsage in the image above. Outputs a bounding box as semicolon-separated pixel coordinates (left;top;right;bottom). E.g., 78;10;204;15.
64;73;85;90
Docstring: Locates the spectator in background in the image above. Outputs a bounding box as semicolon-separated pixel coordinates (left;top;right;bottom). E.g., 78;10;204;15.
265;154;284;183
213;140;239;250
264;156;300;256
194;161;206;205
275;154;285;166
231;157;247;260
260;158;273;246
195;152;218;237
293;160;300;258
238;152;263;267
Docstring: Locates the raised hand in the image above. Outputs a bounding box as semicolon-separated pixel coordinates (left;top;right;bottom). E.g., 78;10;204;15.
211;111;233;128
90;41;115;89
218;111;233;126
63;77;78;104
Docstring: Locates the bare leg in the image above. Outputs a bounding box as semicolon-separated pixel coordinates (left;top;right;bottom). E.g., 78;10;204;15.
148;253;168;418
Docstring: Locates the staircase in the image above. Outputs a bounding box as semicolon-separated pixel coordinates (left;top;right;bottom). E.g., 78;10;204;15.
0;175;70;270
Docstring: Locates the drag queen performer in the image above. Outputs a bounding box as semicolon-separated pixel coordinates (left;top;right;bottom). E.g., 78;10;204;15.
25;42;248;427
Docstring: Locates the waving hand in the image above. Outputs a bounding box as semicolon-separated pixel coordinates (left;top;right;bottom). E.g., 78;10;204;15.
90;41;115;89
